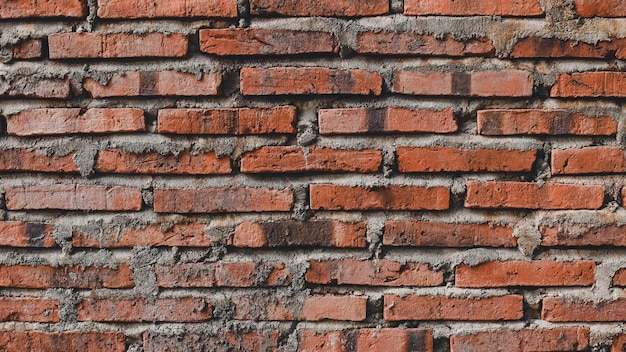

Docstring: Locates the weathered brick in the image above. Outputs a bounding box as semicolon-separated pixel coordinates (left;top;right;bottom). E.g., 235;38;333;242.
552;146;626;174
305;260;443;286
97;0;238;18
13;38;43;59
0;77;71;98
7;108;146;136
542;297;626;322
511;37;626;58
249;0;388;16
551;72;626;97
0;298;59;322
156;262;291;287
241;146;382;173
154;187;293;213
357;32;495;56
0;332;126;352
240;67;382;95
393;70;533;97
450;328;590;352
455;261;596;287
464;181;604;210
143;330;282;352
0;0;85;18
157;106;296;135
383;221;516;247
231;295;366;321
84;71;221;97
49;33;188;59
73;223;212;248
200;29;338;56
299;329;433;352
0;264;134;289
78;298;212;322
5;185;143;211
232;221;367;248
384;294;524;321
318;108;458;134
95;150;231;175
0;148;78;173
574;0;626;17
613;268;626;286
310;184;450;211
0;221;57;248
397;146;537;172
611;335;626;352
477;109;618;136
404;0;543;16
541;223;626;247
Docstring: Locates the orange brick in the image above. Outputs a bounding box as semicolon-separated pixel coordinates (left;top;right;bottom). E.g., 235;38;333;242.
241;67;382;95
0;148;78;173
156;262;291;288
78;298;212;322
465;181;604;210
0;264;135;289
73;223;212;248
95;150;231;175
13;38;43;59
0;221;56;248
613;268;626;286
542;297;626;322
0;332;126;352
511;37;625;58
97;0;237;18
84;71;221;97
404;0;543;16
552;146;626;174
306;260;443;286
541;223;626;247
299;329;433;352
0;0;85;18
310;184;450;211
144;330;281;352
574;0;626;17
0;298;59;322
5;185;143;211
551;72;626;97
200;29;338;56
250;0;388;16
450;328;590;352
357;32;495;56
397;146;537;172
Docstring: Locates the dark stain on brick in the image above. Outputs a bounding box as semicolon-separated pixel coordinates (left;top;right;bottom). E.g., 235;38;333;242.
25;222;49;247
478;112;503;135
366;108;386;132
261;221;334;247
550;111;574;134
343;330;358;352
139;71;158;96
408;330;430;351
329;70;356;94
452;72;471;96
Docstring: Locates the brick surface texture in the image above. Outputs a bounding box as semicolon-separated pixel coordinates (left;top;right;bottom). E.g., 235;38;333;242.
0;0;624;351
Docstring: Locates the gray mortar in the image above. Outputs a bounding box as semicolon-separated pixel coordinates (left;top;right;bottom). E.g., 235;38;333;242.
512;215;543;256
129;246;160;300
51;224;74;254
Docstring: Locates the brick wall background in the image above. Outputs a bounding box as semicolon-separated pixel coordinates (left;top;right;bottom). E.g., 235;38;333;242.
1;0;625;351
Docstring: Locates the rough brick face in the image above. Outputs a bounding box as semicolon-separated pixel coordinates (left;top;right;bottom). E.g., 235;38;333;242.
542;298;626;322
97;0;238;18
551;72;626;97
0;0;85;18
73;223;212;248
0;332;126;352
0;264;135;288
306;260;443;286
5;185;143;211
249;0;388;17
143;330;282;352
0;221;57;248
156;262;291;287
299;329;434;352
450;328;590;352
552;146;626;174
95;150;231;175
357;32;495;56
404;0;543;16
78;298;212;322
0;298;59;322
84;71;221;97
383;221;516;247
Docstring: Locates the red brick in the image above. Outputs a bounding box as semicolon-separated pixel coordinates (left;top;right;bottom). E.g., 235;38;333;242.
5;185;143;211
299;329;433;352
73;223;212;248
240;67;382;95
357;32;495;57
0;77;71;98
306;260;443;287
97;0;237;18
541;223;626;247
397;146;537;172
0;297;59;322
231;295;366;321
393;70;533;97
250;0;388;16
310;184;450;211
385;294;523;321
0;264;134;289
552;146;626;174
95;150;231;175
551;72;626;97
200;29;338;56
156;262;291;288
241;146;382;173
0;332;125;352
450;328;590;352
154;187;293;213
542;297;626;322
404;0;543;16
7;108;146;136
13;38;43;59
613;335;626;352
477;109;618;136
232;221;367;248
574;0;626;17
318;107;458;134
84;71;221;98
384;221;516;247
78;297;212;322
144;330;281;352
613;268;626;286
464;181;604;210
0;0;85;18
0;221;56;248
157;106;296;135
455;260;595;287
49;33;187;59
511;37;625;58
0;148;78;173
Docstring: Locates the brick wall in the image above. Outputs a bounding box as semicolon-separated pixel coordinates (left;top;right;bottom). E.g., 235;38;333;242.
1;0;625;351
